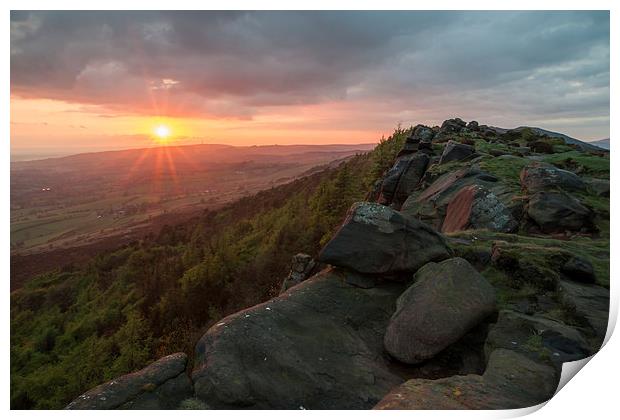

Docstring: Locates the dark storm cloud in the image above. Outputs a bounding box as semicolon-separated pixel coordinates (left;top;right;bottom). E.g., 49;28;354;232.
10;10;609;128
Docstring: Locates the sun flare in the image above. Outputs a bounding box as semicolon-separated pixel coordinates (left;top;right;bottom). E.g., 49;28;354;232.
154;124;171;141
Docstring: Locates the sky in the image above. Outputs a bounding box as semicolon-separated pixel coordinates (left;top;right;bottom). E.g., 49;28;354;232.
10;11;610;156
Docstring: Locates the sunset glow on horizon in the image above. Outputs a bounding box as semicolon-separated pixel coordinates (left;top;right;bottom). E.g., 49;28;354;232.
154;125;171;141
10;11;610;158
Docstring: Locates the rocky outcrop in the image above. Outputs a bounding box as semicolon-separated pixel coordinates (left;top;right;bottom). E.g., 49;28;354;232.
434;118;467;142
417;140;434;154
280;253;316;293
439;140;476;164
441;184;518;233
484;310;591;369
374;349;558;410
191;268;407;409
527;191;593;233
397;125;435;157
318;202;451;275
66;353;192;409
466;120;480;131
400;167;513;230
520;162;587;193
561;256;597;284
557;280;609;345
378;153;429;207
384;258;496;364
69;118;608;411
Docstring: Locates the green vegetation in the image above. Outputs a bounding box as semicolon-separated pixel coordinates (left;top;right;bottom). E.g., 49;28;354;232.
472;138;511;155
479;155;529;191
449;230;610;288
524;332;552;361
543;151;610;178
10;128;409;409
11;145;373;255
366;126;408;181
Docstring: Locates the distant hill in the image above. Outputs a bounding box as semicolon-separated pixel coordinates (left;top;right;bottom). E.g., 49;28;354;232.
11;143;376;165
10;142;376;273
513;126;607;152
589;138;610;150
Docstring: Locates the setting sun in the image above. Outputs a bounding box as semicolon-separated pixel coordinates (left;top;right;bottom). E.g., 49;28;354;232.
154;124;171;140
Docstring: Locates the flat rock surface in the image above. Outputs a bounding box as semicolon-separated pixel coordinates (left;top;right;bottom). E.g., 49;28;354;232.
439;140;475;164
66;353;192;410
557;279;609;346
442;185;517;233
374;349;558;409
192;268;408;409
520;161;586;193
400;168;510;230
485;310;591;370
527;191;593;233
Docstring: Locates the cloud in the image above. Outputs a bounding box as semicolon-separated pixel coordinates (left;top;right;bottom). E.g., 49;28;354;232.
10;11;609;137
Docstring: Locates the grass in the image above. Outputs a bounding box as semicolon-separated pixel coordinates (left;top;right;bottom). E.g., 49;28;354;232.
575;190;610;216
424;159;472;180
542;151;609;178
449;230;609;288
524;332;552;361
478;156;529;192
480;266;522;307
473;138;512;155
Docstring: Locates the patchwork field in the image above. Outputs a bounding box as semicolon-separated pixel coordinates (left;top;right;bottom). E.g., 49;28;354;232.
10;143;374;288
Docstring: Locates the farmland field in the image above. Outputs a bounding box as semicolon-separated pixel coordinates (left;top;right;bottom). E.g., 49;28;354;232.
10;143;374;288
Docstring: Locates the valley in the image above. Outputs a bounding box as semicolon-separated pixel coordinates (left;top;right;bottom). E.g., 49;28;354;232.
10;143;374;288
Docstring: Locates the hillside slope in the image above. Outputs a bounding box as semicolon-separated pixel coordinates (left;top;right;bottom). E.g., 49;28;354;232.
10;132;405;409
10;143;375;265
590;138;610;150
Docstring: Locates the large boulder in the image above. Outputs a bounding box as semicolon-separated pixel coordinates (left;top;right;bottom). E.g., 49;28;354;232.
466;120;480;131
374;349;558;409
484;310;591;369
191;268;408;409
378;153;429;206
437;118;467;139
439;140;476;164
400;168;512;230
441;184;518;233
318;202;451;275
66;353;192;410
417;140;434;154
527;191;593;233
397;125;435;157
391;153;430;207
520;162;587;193
561;256;597;284
280;253;316;293
557;280;609;346
384;258;496;364
479;125;499;139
